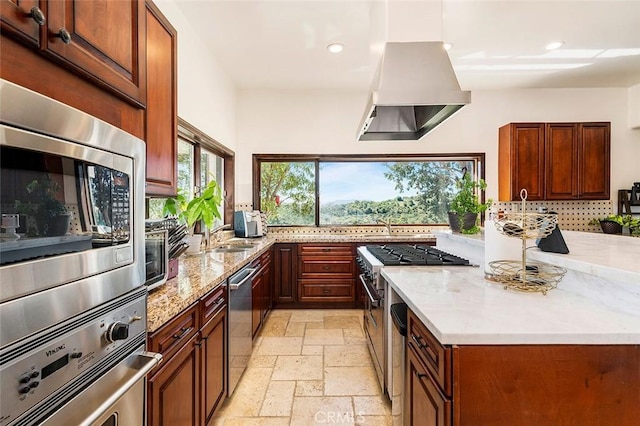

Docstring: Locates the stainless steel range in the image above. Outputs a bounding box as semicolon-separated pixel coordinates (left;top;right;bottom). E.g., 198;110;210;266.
356;243;471;397
0;80;161;425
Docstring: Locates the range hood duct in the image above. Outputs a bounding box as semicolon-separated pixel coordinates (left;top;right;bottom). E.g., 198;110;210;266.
357;41;470;141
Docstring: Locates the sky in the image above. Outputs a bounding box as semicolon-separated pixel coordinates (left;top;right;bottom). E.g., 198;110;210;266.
318;162;419;203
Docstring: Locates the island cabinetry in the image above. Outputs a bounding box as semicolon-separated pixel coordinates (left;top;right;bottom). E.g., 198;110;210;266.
405;308;640;426
144;0;177;196
499;122;610;201
148;284;228;426
273;243;297;306
297;244;356;303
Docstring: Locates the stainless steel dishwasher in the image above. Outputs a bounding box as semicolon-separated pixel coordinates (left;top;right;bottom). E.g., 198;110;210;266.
227;262;259;395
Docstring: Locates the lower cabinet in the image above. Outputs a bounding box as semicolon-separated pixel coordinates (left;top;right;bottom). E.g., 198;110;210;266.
148;285;228;426
273;243;297;306
252;249;273;338
405;308;640;426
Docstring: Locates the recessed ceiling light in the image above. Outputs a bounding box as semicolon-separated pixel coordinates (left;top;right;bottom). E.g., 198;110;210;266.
327;43;344;54
443;43;453;51
545;41;565;50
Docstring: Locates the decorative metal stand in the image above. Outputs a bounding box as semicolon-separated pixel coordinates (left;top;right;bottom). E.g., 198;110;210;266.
488;189;567;295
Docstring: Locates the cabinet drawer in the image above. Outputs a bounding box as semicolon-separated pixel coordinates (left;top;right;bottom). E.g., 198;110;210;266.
298;258;354;277
298;244;354;256
299;280;354;302
148;303;199;362
201;284;226;325
407;309;452;397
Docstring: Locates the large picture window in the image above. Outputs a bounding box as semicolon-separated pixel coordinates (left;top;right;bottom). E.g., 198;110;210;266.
254;154;485;227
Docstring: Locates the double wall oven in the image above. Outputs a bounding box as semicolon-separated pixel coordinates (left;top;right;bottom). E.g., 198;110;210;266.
0;80;160;425
357;244;471;397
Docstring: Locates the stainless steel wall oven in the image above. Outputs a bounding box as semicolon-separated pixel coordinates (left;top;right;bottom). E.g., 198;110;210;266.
0;80;160;425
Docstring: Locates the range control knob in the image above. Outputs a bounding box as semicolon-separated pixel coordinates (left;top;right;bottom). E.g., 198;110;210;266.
105;322;129;343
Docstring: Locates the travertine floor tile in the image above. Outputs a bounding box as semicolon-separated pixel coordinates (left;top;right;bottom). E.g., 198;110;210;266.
289;310;324;322
254;337;303;355
302;345;323;355
284;321;306;337
304;328;344;345
216;417;291;426
353;396;391;416
260;380;295;416
295;380;324;396
249;355;278;368
290;396;355;425
218;367;273;417
344;328;367;344
260;316;289;336
272;355;323;381
304;321;325;330
324;315;362;329
324;345;371;367
356;415;392;425
324;366;380;396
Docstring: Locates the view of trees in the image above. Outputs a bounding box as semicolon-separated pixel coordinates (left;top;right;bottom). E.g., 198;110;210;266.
260;159;475;226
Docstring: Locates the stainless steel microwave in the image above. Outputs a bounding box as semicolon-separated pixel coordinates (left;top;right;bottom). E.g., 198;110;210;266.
0;80;146;344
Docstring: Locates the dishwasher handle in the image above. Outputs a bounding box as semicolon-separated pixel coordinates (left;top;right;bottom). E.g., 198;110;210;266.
228;267;258;290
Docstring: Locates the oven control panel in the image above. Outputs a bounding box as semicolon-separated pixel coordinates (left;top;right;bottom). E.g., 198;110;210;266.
0;292;146;426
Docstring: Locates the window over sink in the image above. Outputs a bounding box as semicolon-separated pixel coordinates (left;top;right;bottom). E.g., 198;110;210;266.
254;154;485;227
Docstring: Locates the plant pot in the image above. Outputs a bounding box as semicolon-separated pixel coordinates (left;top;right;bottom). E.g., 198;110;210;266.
448;212;478;233
185;234;203;254
40;214;70;237
599;220;622;234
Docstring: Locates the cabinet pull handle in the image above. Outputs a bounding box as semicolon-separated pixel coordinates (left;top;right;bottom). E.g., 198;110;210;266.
414;370;427;379
411;334;425;349
322;265;331;270
322;248;330;252
172;326;192;340
322;289;331;294
29;6;46;26
56;28;72;44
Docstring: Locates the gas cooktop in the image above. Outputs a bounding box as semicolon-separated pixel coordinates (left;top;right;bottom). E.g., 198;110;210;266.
364;244;471;266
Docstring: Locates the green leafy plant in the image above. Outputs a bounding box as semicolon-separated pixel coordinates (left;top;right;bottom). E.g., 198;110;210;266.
16;178;67;236
448;170;492;234
589;214;640;236
588;214;625;226
163;178;223;230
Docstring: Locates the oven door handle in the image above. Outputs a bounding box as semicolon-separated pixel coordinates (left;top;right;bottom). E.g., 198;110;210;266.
359;274;382;307
41;349;162;425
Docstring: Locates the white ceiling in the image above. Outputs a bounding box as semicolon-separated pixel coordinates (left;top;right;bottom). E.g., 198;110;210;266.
175;0;640;91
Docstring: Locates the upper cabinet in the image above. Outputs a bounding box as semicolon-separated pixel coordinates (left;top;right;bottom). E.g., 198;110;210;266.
1;0;147;107
144;0;177;196
499;122;610;201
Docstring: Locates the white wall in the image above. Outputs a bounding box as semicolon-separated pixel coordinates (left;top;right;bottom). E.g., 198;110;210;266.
154;1;237;151
236;88;640;203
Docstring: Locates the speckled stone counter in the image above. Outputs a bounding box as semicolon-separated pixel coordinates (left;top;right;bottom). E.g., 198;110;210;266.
147;233;437;332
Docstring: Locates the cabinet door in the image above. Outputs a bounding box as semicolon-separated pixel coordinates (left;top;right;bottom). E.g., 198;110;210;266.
148;333;201;426
144;0;177;196
201;307;227;424
406;346;451;426
261;254;272;321
45;0;146;106
498;123;545;201
273;244;297;305
1;0;42;47
545;123;578;200
578;122;610;199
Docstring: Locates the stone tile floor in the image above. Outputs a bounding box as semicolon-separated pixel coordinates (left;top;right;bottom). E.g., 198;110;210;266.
213;309;392;425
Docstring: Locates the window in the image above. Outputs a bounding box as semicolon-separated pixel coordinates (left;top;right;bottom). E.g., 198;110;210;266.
254;154;485;226
147;119;234;227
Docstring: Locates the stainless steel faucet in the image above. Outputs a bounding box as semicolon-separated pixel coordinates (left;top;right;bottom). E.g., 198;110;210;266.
377;218;392;235
205;224;232;249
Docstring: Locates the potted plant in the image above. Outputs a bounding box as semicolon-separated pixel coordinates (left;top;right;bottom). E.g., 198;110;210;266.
15;178;69;237
163;178;223;253
589;215;625;234
448;170;492;234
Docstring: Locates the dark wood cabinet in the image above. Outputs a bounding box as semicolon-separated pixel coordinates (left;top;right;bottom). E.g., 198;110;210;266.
251;262;264;338
1;0;42;47
405;308;640;426
148;333;200;426
148;285;228;426
273;243;297;306
499;122;610;201
44;0;146;107
260;249;272;322
297;244;355;304
144;0;177;196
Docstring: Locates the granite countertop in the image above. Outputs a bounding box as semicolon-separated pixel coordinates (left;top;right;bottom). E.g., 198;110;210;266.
147;232;437;332
383;230;640;346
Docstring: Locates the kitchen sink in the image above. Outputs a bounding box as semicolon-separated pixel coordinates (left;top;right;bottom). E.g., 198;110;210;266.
212;246;251;253
224;244;256;249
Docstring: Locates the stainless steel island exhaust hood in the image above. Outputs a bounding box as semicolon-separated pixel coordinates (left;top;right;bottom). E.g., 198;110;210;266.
357;41;470;141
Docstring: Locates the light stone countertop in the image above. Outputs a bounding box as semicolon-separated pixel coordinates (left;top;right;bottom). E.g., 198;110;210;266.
147;233;437;332
383;230;640;346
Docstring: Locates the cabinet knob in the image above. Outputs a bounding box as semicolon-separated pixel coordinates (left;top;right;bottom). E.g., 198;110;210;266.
56;28;72;44
29;6;46;26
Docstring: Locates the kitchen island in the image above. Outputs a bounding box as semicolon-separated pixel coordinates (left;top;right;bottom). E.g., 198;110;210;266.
382;231;640;425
